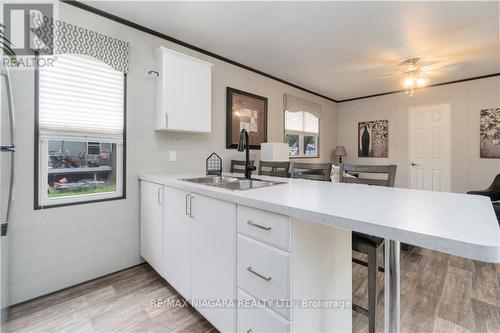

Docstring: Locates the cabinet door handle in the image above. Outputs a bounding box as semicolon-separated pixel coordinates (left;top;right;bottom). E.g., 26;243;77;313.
247;220;271;231
165;112;168;128
157;187;162;205
185;194;190;216
189;195;194;218
247;266;272;281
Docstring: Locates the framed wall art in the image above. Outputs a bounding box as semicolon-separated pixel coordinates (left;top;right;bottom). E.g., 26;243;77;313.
358;119;389;158
480;108;500;158
226;87;268;149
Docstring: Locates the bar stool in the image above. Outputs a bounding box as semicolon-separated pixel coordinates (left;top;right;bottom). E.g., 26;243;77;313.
230;159;254;174
339;163;397;333
290;162;332;181
258;161;290;177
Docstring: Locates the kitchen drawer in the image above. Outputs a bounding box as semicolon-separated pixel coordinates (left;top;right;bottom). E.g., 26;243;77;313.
237;205;291;251
238;288;290;333
238;234;290;319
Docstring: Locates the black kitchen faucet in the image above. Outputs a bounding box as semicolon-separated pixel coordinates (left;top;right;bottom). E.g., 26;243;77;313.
237;129;256;179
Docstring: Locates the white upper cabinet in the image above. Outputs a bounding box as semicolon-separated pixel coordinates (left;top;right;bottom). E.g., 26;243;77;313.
155;47;213;133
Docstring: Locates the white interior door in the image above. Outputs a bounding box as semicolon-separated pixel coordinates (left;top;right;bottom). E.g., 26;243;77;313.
409;104;451;192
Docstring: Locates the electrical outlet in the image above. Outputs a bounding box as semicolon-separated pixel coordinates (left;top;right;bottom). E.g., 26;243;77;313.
169;150;176;162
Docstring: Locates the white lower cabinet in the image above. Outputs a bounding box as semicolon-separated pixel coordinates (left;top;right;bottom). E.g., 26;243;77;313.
238;234;290;319
162;186;236;332
139;181;164;275
163;186;191;299
237;206;353;333
238;288;290;333
190;194;236;332
140;181;352;333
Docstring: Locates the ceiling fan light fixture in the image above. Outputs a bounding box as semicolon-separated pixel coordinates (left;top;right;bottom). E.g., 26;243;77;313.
404;77;415;87
399;58;429;96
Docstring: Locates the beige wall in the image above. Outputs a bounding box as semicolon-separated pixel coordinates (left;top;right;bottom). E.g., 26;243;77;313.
336;76;500;192
8;3;336;304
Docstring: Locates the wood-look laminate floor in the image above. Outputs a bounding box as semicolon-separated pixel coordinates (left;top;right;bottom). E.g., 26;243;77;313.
6;247;500;333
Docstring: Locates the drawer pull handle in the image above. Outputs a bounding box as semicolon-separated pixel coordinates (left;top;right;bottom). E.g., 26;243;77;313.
247;266;272;281
247;330;253;333
247;220;271;231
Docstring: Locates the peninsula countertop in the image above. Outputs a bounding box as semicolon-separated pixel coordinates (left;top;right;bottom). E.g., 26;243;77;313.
139;173;500;263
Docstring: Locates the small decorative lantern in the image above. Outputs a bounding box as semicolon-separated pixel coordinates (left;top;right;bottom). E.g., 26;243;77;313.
206;152;222;176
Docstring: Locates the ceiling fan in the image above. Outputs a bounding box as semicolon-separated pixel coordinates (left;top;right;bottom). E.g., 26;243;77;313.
398;57;427;96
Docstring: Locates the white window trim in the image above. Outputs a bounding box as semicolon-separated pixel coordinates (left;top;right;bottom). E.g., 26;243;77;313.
38;139;124;207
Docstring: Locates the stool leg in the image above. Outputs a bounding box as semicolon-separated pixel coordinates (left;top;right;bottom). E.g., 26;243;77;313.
367;246;377;333
384;240;400;333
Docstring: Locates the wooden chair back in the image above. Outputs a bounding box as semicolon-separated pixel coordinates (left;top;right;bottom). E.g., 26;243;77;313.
258;161;291;178
340;164;397;187
290;162;332;181
230;160;254;174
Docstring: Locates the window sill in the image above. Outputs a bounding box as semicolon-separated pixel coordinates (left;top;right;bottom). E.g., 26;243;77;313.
35;195;126;210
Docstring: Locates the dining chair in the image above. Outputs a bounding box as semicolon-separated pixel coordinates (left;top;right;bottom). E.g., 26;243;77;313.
258;161;291;178
290;162;332;181
467;173;500;202
230;159;254;174
339;163;397;333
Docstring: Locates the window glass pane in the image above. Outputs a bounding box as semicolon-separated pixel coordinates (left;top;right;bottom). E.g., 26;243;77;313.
47;140;117;198
285;134;300;156
304;136;317;156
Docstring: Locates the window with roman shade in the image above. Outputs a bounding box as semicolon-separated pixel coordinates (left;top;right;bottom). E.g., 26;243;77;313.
283;94;321;157
39;54;124;141
35;19;128;208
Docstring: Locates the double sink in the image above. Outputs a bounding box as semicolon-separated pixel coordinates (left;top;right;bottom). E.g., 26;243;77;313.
181;175;285;191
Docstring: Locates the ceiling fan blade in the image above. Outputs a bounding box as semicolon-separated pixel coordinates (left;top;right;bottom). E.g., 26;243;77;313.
422;63;464;76
372;73;400;81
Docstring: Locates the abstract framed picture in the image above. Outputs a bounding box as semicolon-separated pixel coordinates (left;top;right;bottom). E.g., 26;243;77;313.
480;108;500;158
226;87;268;149
358;120;389;158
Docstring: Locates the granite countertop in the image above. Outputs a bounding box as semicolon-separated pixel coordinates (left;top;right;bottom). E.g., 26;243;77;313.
139;173;500;263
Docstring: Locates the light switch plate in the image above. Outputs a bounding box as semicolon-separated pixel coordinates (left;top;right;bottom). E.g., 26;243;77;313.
169;150;176;162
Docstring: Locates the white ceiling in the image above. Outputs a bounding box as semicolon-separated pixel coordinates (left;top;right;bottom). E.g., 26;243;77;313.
82;1;500;101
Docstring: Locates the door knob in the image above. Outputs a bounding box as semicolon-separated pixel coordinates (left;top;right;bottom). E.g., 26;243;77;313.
410;162;419;166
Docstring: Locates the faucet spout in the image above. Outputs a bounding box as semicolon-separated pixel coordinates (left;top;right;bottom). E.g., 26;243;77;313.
237;129;256;179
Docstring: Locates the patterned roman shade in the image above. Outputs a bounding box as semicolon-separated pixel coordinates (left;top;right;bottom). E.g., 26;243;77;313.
33;16;129;73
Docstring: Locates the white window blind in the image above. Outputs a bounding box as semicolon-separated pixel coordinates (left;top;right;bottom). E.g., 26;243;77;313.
39;54;124;141
284;94;320;134
285;111;319;134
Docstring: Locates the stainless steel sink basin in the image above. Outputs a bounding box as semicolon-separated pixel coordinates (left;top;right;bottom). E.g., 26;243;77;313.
181;176;239;184
181;176;285;190
211;179;284;191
